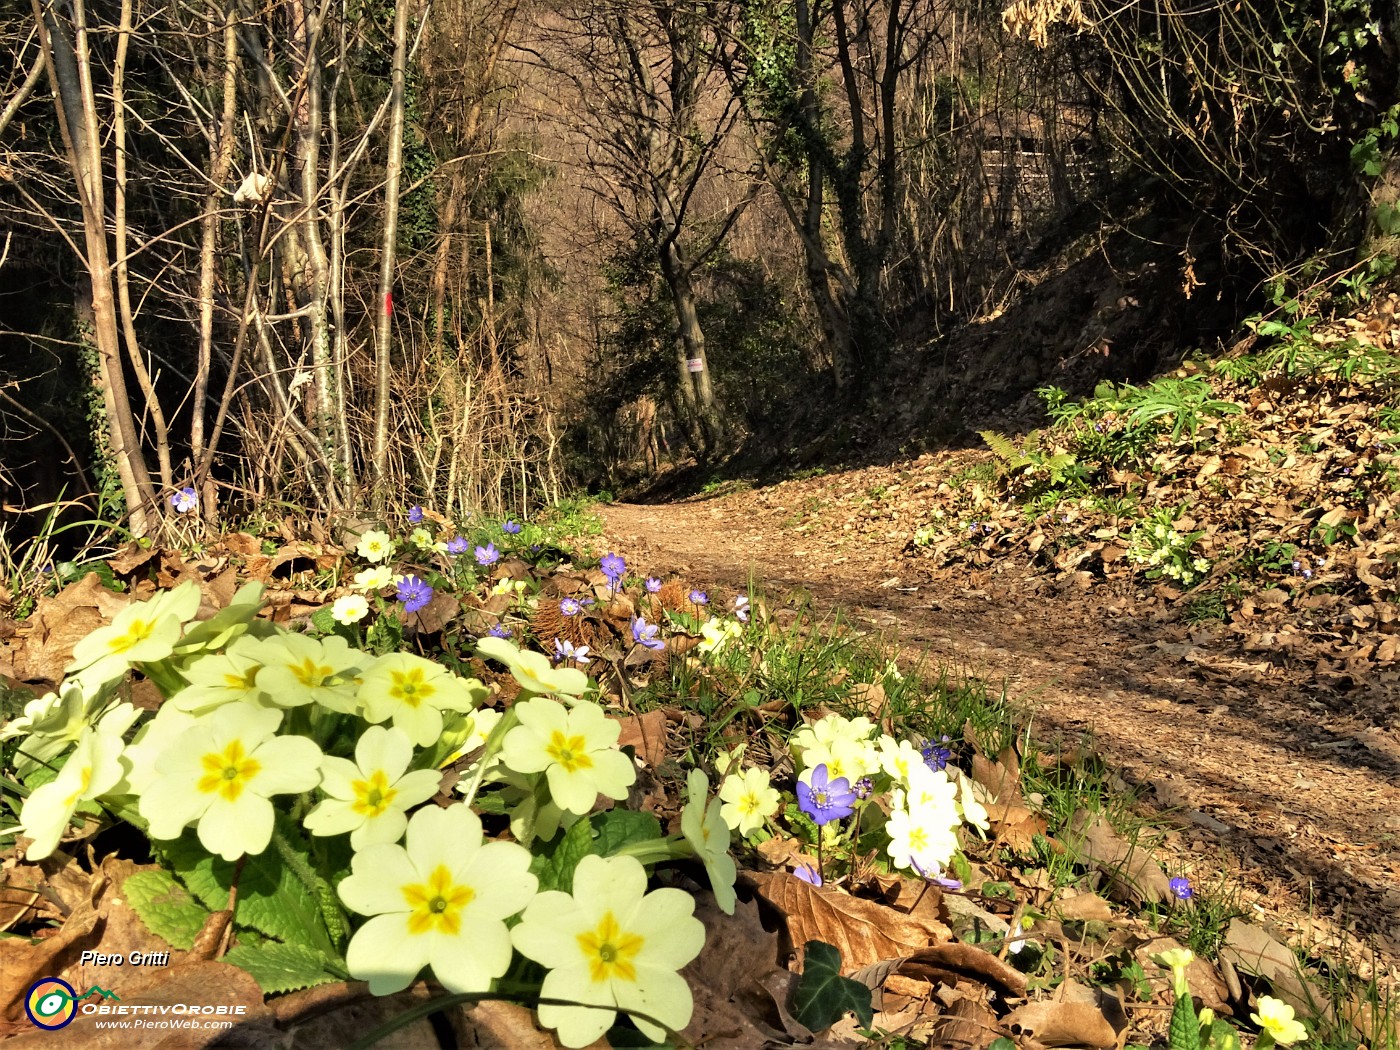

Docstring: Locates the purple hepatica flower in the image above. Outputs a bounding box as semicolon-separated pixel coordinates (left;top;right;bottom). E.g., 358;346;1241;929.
688;589;708;606
920;736;952;772
1292;559;1302;573
502;519;522;535
910;857;963;890
793;865;823;887
1170;877;1194;901
475;542;501;567
600;552;626;584
631;617;664;651
396;574;433;614
446;536;469;555
170;487;198;514
796;764;857;826
553;638;590;665
559;597;582;617
1303;569;1313;580
408;505;424;524
645;577;663;593
733;595;750;622
854;776;874;800
487;623;512;639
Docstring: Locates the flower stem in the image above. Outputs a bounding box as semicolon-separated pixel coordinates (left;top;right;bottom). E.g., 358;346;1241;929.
458;707;519;809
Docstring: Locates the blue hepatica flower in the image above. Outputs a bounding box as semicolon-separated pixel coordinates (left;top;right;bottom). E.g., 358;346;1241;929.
630;617;664;651
1169;877;1194;901
553;638;590;665
170;487;198;514
645;577;663;593
502;519;521;535
688;589;708;606
600;552;626;584
559;597;582;617
794;864;823;887
408;505;424;524
796;764;856;826
487;623;512;639
396;574;433;613
733;595;750;622
920;736;952;772
446;536;469;555
475;542;501;567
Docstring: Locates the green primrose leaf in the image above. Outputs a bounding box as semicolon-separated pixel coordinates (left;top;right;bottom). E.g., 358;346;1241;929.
222;940;339;994
592;809;663;856
792;941;874;1032
123;870;211;950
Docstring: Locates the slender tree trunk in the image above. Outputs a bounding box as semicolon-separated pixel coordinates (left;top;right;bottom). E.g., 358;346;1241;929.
370;0;410;509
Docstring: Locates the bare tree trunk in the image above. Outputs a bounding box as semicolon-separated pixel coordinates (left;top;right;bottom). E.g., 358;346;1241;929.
34;0;157;534
370;0;411;509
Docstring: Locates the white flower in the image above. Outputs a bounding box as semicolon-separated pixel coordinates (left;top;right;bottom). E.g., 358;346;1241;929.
304;726;442;848
885;805;959;876
797;736;879;785
355;530;395;563
331;595;369;625
475;635;588;698
168;635;271;714
512;854;704;1047
713;743;746;778
408;527;435;549
249;632;365;712
499;697;635;814
6;682;138;776
955;772;991;835
66;582;202;684
138;704;322;860
791;713;875;756
877;736;925;783
681;769;737;914
357;654;484;748
718;766;780;836
353;566;394;592
339;804;537;995
112;704;199;797
895;760;959;816
19;727;127;859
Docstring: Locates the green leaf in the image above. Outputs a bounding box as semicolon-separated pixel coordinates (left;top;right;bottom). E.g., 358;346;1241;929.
1168;991;1202;1050
548;817;596;893
792;941;874;1032
989;1040;1018;1050
123;870;211;950
592;809;662;857
159;828;336;958
309;606;337;635
222;941;338;995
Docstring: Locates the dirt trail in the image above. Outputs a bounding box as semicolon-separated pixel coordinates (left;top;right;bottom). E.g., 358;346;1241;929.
600;498;1400;972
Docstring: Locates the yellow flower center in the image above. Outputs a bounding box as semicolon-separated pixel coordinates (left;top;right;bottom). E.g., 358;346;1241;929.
740;793;762;815
108;617;155;655
907;826;929;852
351;770;398;817
63;766;94;807
223;666;261;690
578;911;644;984
196;740;261;802
402;865;475;935
389;669;434;708
546;731;593;773
290;658;333;688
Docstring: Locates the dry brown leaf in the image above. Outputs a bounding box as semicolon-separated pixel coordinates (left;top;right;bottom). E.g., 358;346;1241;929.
410;590;460;634
1220;919;1325;1019
1054;891;1115;922
615;708;669;769
744;871;951;973
926;993;1003;1049
1065;809;1173;903
1004;999;1117;1047
896;942;1028;999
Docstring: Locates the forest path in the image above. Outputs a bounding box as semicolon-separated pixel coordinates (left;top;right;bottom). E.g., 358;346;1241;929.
599;497;1400;971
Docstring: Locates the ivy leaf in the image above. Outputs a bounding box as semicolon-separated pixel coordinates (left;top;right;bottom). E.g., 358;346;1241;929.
123;870;210;950
223;941;338;995
791;941;873;1032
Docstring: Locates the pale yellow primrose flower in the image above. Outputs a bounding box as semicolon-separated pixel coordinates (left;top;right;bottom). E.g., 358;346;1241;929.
955;772;991;834
169;635;271;713
718;766;780;836
797;736;879;785
499;697;635;814
305;725;442;848
877;736;924;783
444;708;504;777
681;769;737;914
713;742;746;778
353;566;394;592
139;704;322;860
1251;996;1307;1045
1152;946;1195;998
66;581;201;685
408;527;435;549
489;578;527;598
512;854;704;1048
338;804;537;995
357;653;485;748
475;635;588;698
355;530;395;563
112;704;199;797
19;726;126;859
885;804;960;876
249;632;365;712
791;713;876;757
894;759;960;815
696;617;742;655
331;594;369;625
5;681;138;776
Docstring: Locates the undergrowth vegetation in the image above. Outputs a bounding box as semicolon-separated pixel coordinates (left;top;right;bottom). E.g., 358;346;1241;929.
1;488;1394;1048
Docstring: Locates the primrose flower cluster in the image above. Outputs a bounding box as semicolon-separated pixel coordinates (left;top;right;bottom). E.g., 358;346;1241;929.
714;711;990;884
1;572;738;1048
1127;511;1210;587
